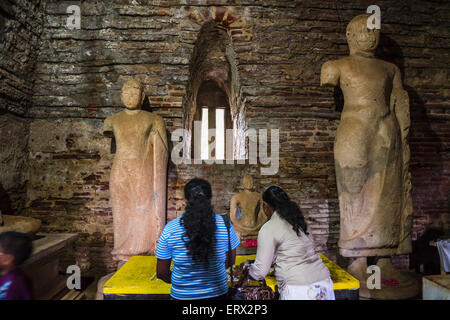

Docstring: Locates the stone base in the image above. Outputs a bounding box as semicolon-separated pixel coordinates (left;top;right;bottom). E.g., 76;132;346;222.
95;260;127;300
348;257;420;300
22;233;78;300
96;272;116;300
340;247;398;258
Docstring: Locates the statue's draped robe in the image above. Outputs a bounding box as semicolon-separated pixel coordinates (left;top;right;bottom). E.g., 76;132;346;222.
103;111;168;262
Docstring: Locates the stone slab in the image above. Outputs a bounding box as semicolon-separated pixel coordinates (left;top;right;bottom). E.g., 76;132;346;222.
22;233;78;300
423;275;450;300
23;233;78;266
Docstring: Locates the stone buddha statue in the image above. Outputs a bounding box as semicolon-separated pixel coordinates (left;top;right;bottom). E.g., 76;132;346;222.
0;209;41;237
320;14;417;299
103;79;169;262
229;174;267;244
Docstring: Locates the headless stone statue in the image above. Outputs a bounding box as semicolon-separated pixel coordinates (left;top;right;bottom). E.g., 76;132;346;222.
103;79;168;262
229;174;267;247
0;209;41;236
320;14;417;299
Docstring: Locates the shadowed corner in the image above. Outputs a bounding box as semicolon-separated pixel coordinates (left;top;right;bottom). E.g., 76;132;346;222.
377;33;446;275
0;182;14;216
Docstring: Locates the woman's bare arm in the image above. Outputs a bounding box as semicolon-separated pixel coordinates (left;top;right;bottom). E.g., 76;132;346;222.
156;258;172;283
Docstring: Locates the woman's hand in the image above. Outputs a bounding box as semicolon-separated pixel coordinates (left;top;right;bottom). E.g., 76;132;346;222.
233;259;252;287
156;258;172;283
240;259;259;281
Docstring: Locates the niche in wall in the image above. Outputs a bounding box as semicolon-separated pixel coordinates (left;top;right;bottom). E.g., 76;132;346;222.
182;21;247;161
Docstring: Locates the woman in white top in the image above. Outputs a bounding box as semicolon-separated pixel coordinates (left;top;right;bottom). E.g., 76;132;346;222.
248;186;335;300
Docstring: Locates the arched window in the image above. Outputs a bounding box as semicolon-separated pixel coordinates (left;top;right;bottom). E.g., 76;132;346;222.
192;80;232;160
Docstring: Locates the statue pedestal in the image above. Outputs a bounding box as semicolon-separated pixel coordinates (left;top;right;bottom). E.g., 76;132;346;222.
22;233;78;300
348;257;420;300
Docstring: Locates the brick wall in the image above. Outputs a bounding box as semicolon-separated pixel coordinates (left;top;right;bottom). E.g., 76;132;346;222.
0;0;44;116
0;114;29;216
1;0;448;276
0;0;44;216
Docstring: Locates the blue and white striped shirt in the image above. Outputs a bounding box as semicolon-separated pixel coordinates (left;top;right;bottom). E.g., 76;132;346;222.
156;213;240;300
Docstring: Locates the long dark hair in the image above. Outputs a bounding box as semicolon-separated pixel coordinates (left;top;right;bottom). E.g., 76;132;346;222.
262;186;309;236
180;178;216;268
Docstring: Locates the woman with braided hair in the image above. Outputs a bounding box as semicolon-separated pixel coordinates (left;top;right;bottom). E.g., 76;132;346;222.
248;185;335;300
156;178;240;300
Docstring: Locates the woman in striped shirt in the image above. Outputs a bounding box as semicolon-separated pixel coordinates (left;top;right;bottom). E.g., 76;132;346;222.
156;178;240;300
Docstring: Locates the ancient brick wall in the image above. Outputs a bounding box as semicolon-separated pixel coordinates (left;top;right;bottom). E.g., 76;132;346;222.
0;0;44;116
1;0;447;276
0;114;29;216
0;0;44;216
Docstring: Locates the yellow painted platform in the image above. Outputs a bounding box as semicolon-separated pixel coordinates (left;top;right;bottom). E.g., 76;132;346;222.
103;256;172;295
103;254;359;296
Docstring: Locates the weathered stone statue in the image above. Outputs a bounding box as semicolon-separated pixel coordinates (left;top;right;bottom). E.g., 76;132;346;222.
320;14;417;299
229;174;267;245
0;209;41;236
103;79;169;262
